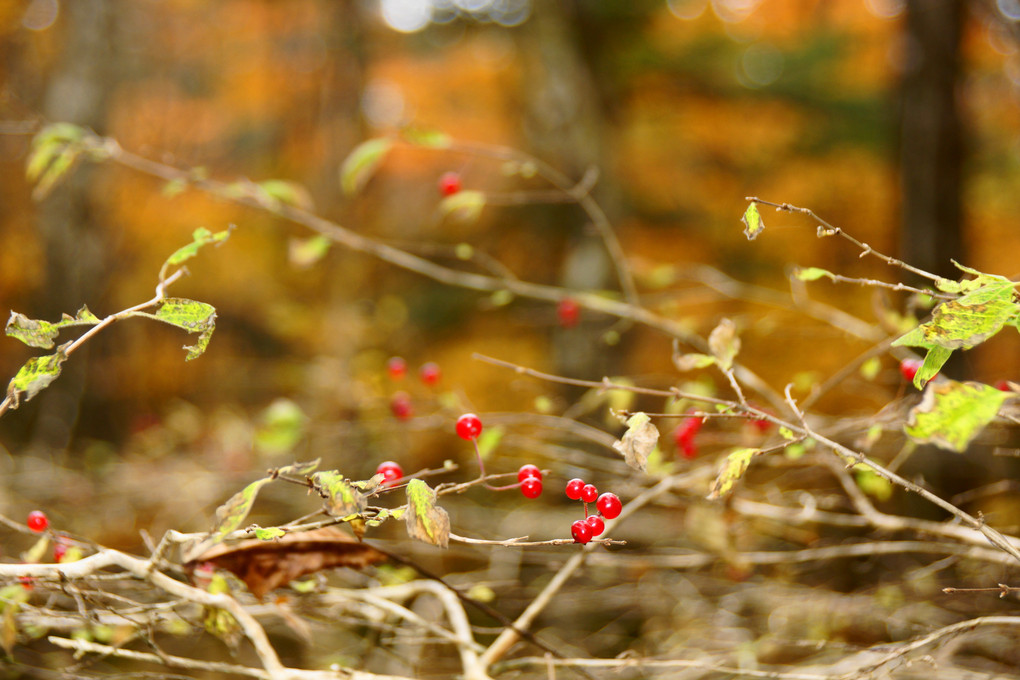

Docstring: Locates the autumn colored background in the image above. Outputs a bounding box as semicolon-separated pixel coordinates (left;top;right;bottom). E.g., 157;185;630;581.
1;1;1020;675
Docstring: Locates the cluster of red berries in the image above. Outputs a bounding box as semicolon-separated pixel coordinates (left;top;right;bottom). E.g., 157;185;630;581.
387;357;442;420
673;413;704;460
456;413;544;498
564;478;621;544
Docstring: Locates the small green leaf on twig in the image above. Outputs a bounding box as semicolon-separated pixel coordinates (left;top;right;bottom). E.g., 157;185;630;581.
793;266;836;282
854;466;893;501
438;190;486;224
904;379;1011;452
402;127;452;149
741;202;764;240
288;235;332;268
340;138;393;196
673;353;716;372
6;349;68;408
708;447;759;500
275;458;320;477
612;411;659;472
150;298;217;360
405;479;450;548
211;477;274;543
310;471;368;519
257;179;314;211
708;318;740;371
162;226;233;276
252;526;286;541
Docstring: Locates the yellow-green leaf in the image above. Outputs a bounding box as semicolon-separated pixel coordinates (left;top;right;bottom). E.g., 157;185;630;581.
401;128;451;149
794;266;836;282
340;138;392;196
707;447;759;500
438;190;486;224
6;350;67;407
211;477;274;542
311;471;368;519
673;353;716;372
612;411;659;472
904;380;1011;452
741;202;764;240
404;479;449;548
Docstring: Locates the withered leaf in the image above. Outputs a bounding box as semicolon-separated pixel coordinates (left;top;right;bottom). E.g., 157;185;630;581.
187;527;387;599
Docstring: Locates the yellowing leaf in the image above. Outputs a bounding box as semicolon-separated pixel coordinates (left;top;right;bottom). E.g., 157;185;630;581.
404;479;450;548
854;466;892;501
741;202;764;240
6;350;67;408
310;471;368;519
673;353;716;372
149;298;218;361
904;380;1011;452
340;138;392;196
162;226;233;274
793;266;836;282
707;447;759;500
438;190;486;224
612;412;659;472
708;318;740;371
5;306;99;349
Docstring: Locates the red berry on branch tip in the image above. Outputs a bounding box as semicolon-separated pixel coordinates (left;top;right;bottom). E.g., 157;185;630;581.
27;511;48;533
517;464;542;483
571;519;593;544
420;362;441;386
557;298;580;328
580;484;598;504
375;461;404;487
455;413;483;440
439;172;462;197
565;478;585;500
387;356;407;380
520;477;543;499
596;492;622;520
585;514;605;537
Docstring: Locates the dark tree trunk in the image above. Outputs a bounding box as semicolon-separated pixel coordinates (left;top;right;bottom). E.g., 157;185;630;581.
899;0;966;282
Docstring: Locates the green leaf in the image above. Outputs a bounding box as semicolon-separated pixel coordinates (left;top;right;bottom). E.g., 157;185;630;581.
708;447;759;500
211;477;274;542
311;471;368;519
254;399;307;456
151;298;217;360
741;202;764;240
404;479;450;548
708;318;740;371
26;123;87;200
793;266;836;282
904;380;1011;452
476;425;504;462
252;526;286;541
612;412;659;472
401;128;452;149
914;345;952;389
340;138;393;196
673;353;716;372
854;466;893;501
257;179;313;211
6;350;67;407
162;226;233;273
5;306;101;349
288;235;332;268
276;458;320;477
437;190;486;224
860;357;882;381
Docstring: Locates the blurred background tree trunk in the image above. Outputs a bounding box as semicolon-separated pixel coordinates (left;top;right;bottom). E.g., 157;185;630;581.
899;0;966;283
28;0;121;451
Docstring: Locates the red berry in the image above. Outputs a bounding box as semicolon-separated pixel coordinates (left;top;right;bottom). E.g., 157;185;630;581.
571;519;593;544
27;511;48;533
899;358;923;382
557;298;580;328
674;414;704;460
678;437;698;460
387;356;407;380
390;392;413;420
420;362;441;386
520;477;543;499
438;171;462;197
19;576;33;591
53;541;68;562
596;492;622;520
580;484;598;504
517;464;542;483
455;413;483;440
565;478;585;500
585;514;605;537
376;461;404;487
995;380;1012;392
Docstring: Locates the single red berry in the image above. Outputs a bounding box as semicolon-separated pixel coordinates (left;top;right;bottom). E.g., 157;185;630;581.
419;362;441;386
580;483;598;504
899;358;923;382
19;576;33;591
438;171;462;197
679;437;698;460
455;413;483;440
565;478;585;500
674;414;704;460
596;492;622;520
26;511;48;533
585;514;605;536
376;461;404;487
53;541;68;562
520;477;543;499
517;464;542;483
390;392;413;420
557;298;580;328
571;519;593;544
995;380;1013;392
387;356;407;380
